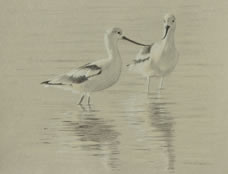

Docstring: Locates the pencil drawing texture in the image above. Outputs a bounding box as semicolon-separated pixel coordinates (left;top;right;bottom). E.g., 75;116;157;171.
41;27;144;105
127;14;179;92
1;0;225;173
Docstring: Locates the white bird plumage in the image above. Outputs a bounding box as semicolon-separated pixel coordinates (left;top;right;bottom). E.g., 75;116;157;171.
41;27;144;105
127;14;179;92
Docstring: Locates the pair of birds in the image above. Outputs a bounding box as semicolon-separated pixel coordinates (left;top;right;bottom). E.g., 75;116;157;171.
41;14;179;105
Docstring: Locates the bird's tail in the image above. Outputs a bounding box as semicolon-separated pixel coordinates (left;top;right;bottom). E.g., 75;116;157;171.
41;80;50;85
40;80;64;86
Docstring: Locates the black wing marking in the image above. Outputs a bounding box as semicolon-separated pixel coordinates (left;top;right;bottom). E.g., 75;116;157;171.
126;44;153;67
133;57;150;64
68;67;102;84
133;44;153;64
72;63;102;83
40;80;65;85
140;45;153;54
126;56;150;67
68;75;88;84
41;63;102;86
78;63;101;70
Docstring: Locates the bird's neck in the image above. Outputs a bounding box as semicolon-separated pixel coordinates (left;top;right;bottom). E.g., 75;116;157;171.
104;35;121;61
162;29;175;46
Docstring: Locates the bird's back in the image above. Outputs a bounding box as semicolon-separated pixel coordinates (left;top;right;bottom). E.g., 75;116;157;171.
127;45;153;75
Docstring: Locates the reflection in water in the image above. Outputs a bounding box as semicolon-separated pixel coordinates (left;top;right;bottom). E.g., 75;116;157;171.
1;0;224;173
123;90;176;173
43;91;177;172
60;105;120;169
147;92;175;172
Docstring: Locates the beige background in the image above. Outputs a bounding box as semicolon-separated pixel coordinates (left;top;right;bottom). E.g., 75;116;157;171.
0;0;228;173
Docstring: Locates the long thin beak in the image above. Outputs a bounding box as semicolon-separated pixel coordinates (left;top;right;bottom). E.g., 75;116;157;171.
162;25;170;40
122;36;151;46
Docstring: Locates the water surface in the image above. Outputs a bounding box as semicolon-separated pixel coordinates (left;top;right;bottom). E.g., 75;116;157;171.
0;0;228;173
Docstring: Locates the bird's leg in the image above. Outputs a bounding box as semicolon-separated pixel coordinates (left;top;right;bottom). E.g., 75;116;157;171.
87;93;91;105
159;77;164;90
78;93;85;105
146;76;151;93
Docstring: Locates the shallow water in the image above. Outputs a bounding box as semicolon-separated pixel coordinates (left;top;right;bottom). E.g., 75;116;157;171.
1;0;228;173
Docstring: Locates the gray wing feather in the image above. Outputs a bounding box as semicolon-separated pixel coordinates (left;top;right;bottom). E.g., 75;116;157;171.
139;44;153;55
126;44;153;69
43;63;102;86
134;44;153;64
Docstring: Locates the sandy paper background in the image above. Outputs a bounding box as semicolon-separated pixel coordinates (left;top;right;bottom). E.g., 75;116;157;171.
0;0;227;173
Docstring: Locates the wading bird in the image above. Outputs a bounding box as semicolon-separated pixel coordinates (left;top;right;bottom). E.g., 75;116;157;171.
41;27;147;104
127;14;179;92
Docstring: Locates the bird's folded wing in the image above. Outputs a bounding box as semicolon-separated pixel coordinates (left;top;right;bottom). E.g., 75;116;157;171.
49;63;102;85
138;44;153;55
134;44;153;64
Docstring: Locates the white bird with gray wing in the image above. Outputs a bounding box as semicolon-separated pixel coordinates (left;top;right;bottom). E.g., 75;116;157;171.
127;14;179;92
41;27;146;105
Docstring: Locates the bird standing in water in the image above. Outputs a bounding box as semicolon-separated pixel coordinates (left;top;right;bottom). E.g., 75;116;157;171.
41;27;147;105
127;14;179;92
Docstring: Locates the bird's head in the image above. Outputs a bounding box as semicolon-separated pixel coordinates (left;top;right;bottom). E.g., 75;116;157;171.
105;27;150;46
162;14;176;39
106;27;123;41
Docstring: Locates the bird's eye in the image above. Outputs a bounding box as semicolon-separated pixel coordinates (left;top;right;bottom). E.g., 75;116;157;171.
172;20;175;23
117;31;121;34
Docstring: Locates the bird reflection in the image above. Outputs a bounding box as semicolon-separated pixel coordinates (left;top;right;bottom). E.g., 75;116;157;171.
122;90;176;173
61;105;120;169
147;92;176;172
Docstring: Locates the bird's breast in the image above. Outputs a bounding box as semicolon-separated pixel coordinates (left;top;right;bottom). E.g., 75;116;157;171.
106;58;122;83
150;43;178;75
